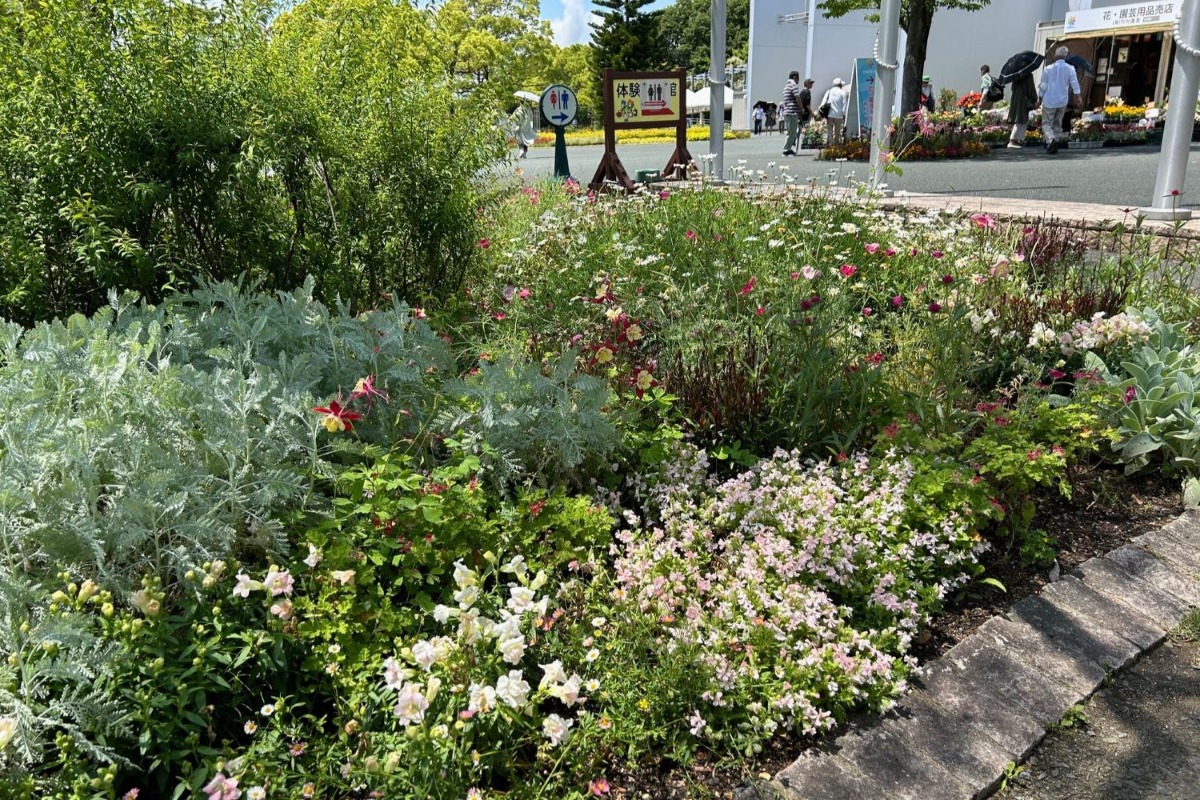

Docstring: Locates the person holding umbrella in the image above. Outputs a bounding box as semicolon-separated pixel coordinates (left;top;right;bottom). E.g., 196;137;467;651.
1039;46;1082;155
1000;51;1044;149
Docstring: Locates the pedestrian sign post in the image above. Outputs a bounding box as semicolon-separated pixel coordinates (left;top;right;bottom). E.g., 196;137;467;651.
590;69;692;192
540;84;576;180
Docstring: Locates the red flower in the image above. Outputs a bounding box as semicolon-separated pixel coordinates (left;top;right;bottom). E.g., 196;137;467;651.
942;274;954;284
1123;385;1137;404
739;276;757;295
312;400;362;433
755;306;766;316
1048;368;1066;379
927;302;941;313
685;230;698;241
529;500;546;517
839;264;857;278
891;294;904;308
350;375;389;405
931;250;944;259
478;238;491;249
862;307;872;317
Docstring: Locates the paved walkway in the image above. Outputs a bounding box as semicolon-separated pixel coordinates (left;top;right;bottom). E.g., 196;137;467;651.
737;510;1200;800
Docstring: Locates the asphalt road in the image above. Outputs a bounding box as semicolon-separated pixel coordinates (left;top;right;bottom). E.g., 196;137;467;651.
511;134;1197;211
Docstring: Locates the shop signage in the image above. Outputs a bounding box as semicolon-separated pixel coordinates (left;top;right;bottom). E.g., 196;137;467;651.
1064;2;1181;35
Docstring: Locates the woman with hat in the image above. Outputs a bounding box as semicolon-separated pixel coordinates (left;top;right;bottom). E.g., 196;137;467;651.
820;78;850;147
920;76;935;112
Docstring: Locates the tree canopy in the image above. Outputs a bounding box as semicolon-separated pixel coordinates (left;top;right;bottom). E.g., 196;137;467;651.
658;0;750;76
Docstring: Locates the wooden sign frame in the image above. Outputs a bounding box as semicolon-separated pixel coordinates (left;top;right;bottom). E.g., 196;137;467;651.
589;69;694;192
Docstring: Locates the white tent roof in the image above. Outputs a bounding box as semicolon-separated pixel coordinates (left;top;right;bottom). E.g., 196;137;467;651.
686;85;734;112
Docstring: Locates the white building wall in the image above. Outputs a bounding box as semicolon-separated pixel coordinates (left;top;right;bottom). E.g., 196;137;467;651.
745;0;1089;126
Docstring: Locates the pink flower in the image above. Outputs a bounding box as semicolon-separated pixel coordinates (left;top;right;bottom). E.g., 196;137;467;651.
350;375;389;405
864;242;880;254
862;307;872;316
1123;386;1137;404
931;250;944;259
928;302;941;313
970;213;996;229
891;295;904;308
477;238;490;249
263;569;294;597
739;276;757;295
589;778;612;796
839;264;857;278
802;265;819;280
790;271;800;280
492;311;507;321
202;774;241;800
755;306;765;316
685;230;698;241
659;190;670;199
411;307;427;319
884;247;896;257
1048;368;1066;379
517;287;531;300
942;274;954;284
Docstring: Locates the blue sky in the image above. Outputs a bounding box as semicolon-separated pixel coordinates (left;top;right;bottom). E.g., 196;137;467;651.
543;0;671;47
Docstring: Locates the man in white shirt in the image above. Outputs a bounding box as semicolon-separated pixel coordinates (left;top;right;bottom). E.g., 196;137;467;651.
1038;46;1081;155
821;78;851;147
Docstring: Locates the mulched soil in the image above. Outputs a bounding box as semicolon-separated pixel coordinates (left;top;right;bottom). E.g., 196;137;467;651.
607;464;1183;800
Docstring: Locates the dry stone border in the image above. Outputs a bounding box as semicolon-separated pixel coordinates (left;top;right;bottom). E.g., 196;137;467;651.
736;509;1200;800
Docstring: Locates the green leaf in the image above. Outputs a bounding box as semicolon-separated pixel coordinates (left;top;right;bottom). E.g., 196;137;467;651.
1121;432;1162;459
1184;477;1200;509
977;577;1007;593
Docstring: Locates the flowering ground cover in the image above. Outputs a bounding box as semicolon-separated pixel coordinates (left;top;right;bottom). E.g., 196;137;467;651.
2;181;1200;800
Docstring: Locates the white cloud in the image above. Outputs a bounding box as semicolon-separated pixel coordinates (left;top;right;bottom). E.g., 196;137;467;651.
549;0;600;47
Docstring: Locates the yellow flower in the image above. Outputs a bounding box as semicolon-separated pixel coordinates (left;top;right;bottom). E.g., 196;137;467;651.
635;370;654;392
595;347;614;364
605;307;624;322
322;415;346;433
637;698;651;711
625;324;643;342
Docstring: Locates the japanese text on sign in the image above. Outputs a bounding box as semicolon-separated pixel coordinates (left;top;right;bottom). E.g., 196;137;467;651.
610;76;682;125
1064;1;1179;34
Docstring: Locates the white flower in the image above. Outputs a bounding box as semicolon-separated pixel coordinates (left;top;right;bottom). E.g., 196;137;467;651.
507;585;536;614
689;710;708;736
393;683;429;726
247;788;266;800
501;555;528;576
585;678;600;692
382;656;407;690
453;561;478;589
585;648;600;663
412;640;438;671
262;569;293;597
495;671;531;708
542;713;574;747
591;617;607;628
459;609;483;644
244;720;258;734
329;570;356;586
498;635;526;665
454;584;480;610
552;674;583;706
232;573;260;598
433;604;454;624
468;682;497;714
841;222;859;234
0;717;15;751
538;660;568;690
303;544;322;568
261;703;275;717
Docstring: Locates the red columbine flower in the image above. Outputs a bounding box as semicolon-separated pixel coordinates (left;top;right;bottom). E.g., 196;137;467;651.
312;399;362;433
350;375;389;405
739;276;757;295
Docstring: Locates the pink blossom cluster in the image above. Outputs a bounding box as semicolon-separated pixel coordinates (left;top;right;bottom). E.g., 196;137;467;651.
612;446;986;740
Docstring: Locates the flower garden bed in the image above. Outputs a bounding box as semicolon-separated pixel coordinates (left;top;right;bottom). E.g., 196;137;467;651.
3;182;1200;800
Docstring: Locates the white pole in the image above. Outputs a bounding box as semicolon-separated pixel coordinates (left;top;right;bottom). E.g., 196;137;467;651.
805;0;816;82
1143;0;1200;220
869;0;902;190
710;0;726;183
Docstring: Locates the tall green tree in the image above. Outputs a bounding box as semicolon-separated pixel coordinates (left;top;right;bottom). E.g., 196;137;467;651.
540;43;600;124
432;0;555;106
590;0;666;105
818;0;989;123
658;0;750;76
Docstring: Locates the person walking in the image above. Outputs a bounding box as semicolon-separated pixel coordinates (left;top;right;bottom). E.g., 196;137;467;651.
1039;45;1082;155
1006;70;1037;148
821;78;850;147
781;71;802;155
799;78;815;130
979;65;996;110
753;103;765;135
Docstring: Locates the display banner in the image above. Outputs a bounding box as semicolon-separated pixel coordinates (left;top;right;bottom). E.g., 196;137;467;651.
1064;1;1180;35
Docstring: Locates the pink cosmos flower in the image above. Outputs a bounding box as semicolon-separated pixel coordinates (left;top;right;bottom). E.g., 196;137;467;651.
790;271;800;280
659;190;670;199
839;264;857;278
928;302;941;313
685;230;698;241
931;250;944;259
802;265;819;280
891;295;904;308
864;242;880;254
517;287;531;300
862;307;872;317
739;276;757;295
884;247;896;257
970;213;996;229
477;238;490;249
942;274;954;284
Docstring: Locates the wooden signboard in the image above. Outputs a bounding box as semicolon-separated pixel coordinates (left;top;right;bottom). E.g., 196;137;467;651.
589;69;694;192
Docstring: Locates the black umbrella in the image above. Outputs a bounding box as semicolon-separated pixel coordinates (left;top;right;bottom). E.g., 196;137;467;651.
999;51;1044;84
1064;54;1096;76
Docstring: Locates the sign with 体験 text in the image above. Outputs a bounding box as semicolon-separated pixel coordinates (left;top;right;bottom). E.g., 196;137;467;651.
608;73;683;127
